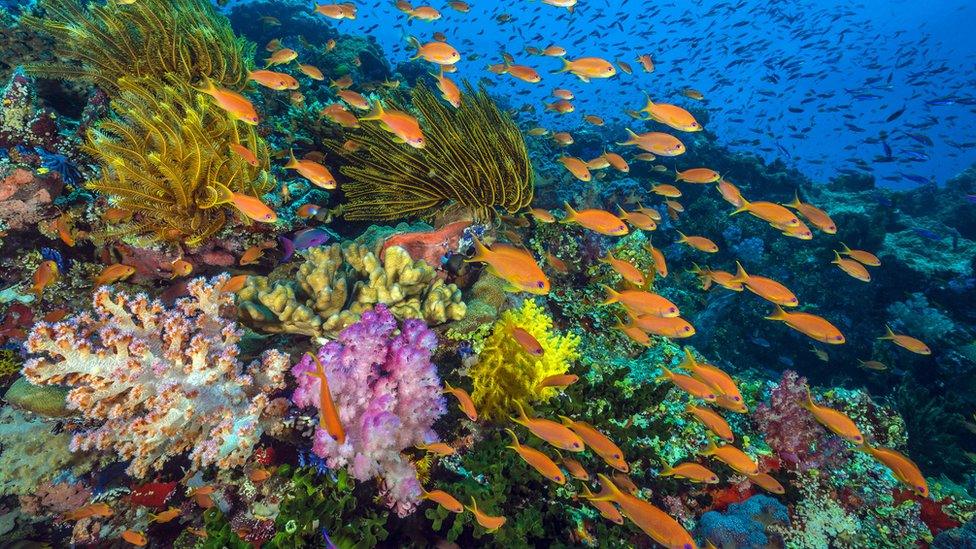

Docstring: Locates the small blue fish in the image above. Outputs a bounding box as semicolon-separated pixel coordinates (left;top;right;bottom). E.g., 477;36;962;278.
913;228;941;241
293;228;330;250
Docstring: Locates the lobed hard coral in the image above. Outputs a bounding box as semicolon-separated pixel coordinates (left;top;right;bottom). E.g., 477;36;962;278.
22;0;253;93
328;83;533;222
468;300;581;421
21;275;290;479
237;243;466;337
291;305;446;517
83;76;273;245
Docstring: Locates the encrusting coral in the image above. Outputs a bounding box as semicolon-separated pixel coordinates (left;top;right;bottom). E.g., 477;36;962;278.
237;243;466;337
83;76;273;245
328;83;533;222
22;0;253;93
21;275;290;479
468;300;581;421
291;305;446;517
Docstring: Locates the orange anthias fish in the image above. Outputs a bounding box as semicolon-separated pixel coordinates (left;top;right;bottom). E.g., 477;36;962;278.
299;64;325;80
360;101;426;148
231;192;277;223
121;529;147;546
94;263;136;287
220;274;249;293
528;208;556;223
337;89;370;110
432;69;461;107
149;506;182;524
858;444;928;497
700;441;758;475
409;38;461;65
510;326;544;356
248;69;299;90
832;251;871;282
617;129;685;156
330;74;354;89
249;467;272;483
505;429;566;484
230;143;260;167
422;488;464;513
417;442;455;456
304;352;346;444
643;241;668;277
64;502;113;521
716;179;746;207
194;77;259;125
512;402;584;452
676;231;719;253
552;57;616;82
586;474;697;548
686;404;734;442
563;203;629;236
466;498;507;532
690;264;743;292
616;207;657;231
765;305;846;344
602;285;679;317
630;313;696;338
167;259;193;279
747;472;786;494
285;149;337;189
321;103;360;128
240;243;273;266
314;3;357;19
31;260;59;298
642;98;702;132
636;54;655;72
676;167;720;183
658;366;718;401
878;325;931;355
579;484;625;525
730;198;800;228
615;316;652;346
659;461;719;484
557;450;589;480
504;63;542;83
407;6;441;20
559;417;629;472
465;237;550;294
682;349;746;412
839;243;881;266
731;261;799;307
601;252;645;286
443;381;478;421
559;156;592;181
784;193;836;233
651;184;682;197
264;47;298;67
802;388;864;444
537;374;579;390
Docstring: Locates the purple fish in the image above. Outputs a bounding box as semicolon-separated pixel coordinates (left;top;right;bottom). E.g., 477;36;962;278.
279;236;295;262
965;194;976;205
293;228;330;251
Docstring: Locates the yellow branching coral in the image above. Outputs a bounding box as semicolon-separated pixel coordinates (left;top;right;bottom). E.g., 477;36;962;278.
469;300;581;422
83;76;272;245
22;0;252;93
327;83;533;222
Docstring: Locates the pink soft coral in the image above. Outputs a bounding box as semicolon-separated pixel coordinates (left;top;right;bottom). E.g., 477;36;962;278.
292;305;446;516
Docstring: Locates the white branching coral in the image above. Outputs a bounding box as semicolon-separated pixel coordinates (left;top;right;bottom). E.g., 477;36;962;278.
22;275;290;478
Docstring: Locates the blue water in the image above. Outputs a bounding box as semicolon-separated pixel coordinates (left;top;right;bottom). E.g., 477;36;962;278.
236;0;976;189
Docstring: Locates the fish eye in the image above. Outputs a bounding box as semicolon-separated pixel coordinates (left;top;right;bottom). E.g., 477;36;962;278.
734;396;741;401
684;326;691;332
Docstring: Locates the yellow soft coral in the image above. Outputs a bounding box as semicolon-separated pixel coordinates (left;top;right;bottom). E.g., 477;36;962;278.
469;300;580;422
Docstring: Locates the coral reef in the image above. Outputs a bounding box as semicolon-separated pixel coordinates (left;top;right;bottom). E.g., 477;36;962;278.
468;299;581;421
237;243;466;337
21;275;290;478
0;407;92;497
328;84;533;222
696;494;790;547
0;167;63;232
291;305;445;516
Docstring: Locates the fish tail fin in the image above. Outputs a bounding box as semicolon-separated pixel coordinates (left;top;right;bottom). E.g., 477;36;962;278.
879;324;895;340
615;204;628;219
831;250;843;264
730;196;751;216
616;128;639;145
557;415;574;427
550;57;572;74
675;230;688;243
600;284;620;305
285;148;300;169
503;428;520;449
513;401;531;424
464;497;479;515
764;304;789;321
406;35;421;56
839;242;853;255
442;380;455;394
802;386;815;410
681;347;697;369
463;235;492;264
561;202;578;222
360;100;386;122
731;261;749;283
656;365;673;382
701;439;717;456
854;442;874;454
786;191;802;209
192;75;216;95
658;460;674;476
588;473;624;502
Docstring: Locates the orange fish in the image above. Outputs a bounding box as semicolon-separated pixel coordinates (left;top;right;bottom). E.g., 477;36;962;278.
537;373;579;389
614;317;652;346
563;203;628;236
504;64;542;83
878;325;930;355
557;450;589;480
248;69;299;90
194;77;259;124
443;381;478;421
558;156;591;181
422;488;464;513
730;198;800;228
297;203;321;218
858;444;928;497
249;467;272;483
220;274;249;293
676;231;718;253
746;472;786;494
659;461;719;484
314;3;356;19
53;214;75;246
700;441;758;475
337;89;370;110
765;305;845;344
304;352;346;444
121;530;147;546
682;350;745;411
643;242;668;277
832;251;871;282
690;264;742;292
630;313;696;338
42;308;70;323
94;263;135;287
601;252;645;286
658;366;718;401
552;88;574;100
409;38;461;65
407;6;441;20
579;484;625;524
586;474;697;548
617;129;685;156
230;143;260;167
167;259;193;279
675;167;720;183
616;207;657;231
448;1;470;12
512;402;584;452
298;64;325;80
716;179;745;207
602;285;679;317
510;326;544;356
686;404;734;442
31;260;59;298
264;47;298;67
465;237;550;294
546;251;568;274
64;502;113;521
360;102;426;148
265;38;282;52
417;442;455;456
432;69;461;107
545;99;575;114
784;193;836;234
636;54;655;72
321;103;360;128
101;207;133;223
641;98;702;132
559;416;628;472
505;428;566;484
651;184;682;198
239;244;270;266
552;132;574;146
542;45;567;56
231;192;277;223
681;88;704;100
285;149;337;189
731;261;798;307
617;59;634;74
775;218;814;240
528;208;556;223
330;74;354;89
839;243;881;267
466;498;507;532
149;506;181;524
802;388;863;444
584;114;605;126
858;359;888;371
552;57;616;82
